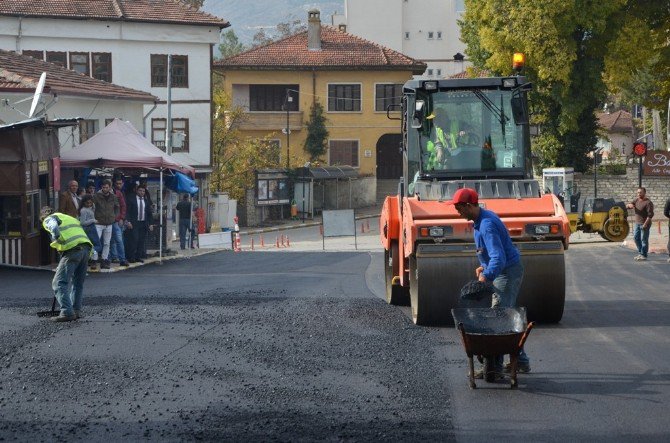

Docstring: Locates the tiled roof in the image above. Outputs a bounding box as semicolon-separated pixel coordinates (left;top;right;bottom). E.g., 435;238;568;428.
597;110;633;133
0;49;156;102
215;26;426;73
0;0;229;27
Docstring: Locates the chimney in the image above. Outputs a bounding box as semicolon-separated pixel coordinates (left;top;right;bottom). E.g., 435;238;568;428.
338;23;347;32
308;9;321;51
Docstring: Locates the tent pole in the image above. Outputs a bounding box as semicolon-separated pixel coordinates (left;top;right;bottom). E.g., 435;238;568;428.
159;168;163;264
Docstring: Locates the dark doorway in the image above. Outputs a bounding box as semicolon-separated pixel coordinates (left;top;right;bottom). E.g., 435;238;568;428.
376;133;402;179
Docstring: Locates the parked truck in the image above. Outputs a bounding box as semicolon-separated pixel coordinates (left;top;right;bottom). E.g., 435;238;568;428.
380;57;570;325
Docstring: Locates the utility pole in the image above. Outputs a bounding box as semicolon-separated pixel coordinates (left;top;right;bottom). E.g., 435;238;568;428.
284;90;293;169
165;54;172;156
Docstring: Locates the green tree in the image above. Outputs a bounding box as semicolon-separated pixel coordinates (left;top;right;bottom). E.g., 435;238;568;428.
252;16;306;47
211;82;280;200
218;29;247;59
303;101;329;162
459;0;664;172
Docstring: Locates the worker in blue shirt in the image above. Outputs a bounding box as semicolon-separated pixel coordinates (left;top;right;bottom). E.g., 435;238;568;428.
448;187;530;378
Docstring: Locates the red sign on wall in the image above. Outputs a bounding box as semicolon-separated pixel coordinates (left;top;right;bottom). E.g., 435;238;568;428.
643;150;670;176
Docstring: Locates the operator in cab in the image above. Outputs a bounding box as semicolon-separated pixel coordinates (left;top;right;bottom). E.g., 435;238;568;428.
447;187;531;378
425;106;477;170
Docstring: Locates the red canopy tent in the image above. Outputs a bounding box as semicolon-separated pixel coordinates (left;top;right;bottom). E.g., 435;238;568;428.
59;118;194;176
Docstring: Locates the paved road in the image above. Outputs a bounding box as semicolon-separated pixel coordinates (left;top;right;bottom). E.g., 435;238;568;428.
1;222;668;441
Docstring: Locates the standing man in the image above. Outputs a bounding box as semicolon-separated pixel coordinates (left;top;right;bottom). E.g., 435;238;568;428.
448;188;530;377
664;195;670;263
40;206;92;322
176;194;192;250
125;186;153;263
93;179;119;269
109;177;129;267
627;187;654;261
58;180;81;218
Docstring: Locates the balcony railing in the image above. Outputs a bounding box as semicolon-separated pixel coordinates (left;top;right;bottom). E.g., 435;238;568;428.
154;140;189;153
236;111;303;132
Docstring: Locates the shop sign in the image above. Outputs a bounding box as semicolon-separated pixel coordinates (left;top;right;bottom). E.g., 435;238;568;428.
643;150;670;176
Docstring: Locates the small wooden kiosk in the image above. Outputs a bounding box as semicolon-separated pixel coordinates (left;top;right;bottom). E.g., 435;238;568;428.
0;118;76;266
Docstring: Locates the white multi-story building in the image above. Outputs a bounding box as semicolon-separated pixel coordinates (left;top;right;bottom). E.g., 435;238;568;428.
334;0;469;78
0;0;229;187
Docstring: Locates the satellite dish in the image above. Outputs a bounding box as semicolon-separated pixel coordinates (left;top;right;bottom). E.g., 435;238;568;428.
28;72;47;118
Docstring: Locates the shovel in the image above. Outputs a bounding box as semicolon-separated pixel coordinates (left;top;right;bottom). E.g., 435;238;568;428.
36;296;60;317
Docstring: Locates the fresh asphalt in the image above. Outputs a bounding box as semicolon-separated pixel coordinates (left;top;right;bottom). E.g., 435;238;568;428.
0;221;669;441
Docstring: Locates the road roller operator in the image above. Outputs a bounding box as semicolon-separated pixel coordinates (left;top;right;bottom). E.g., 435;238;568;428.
448;187;531;377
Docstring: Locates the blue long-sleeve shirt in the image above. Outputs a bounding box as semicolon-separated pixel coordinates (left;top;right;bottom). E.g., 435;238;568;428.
474;208;520;281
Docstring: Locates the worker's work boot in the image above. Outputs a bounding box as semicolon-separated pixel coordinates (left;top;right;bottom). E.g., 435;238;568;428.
504;362;531;373
51;313;76;322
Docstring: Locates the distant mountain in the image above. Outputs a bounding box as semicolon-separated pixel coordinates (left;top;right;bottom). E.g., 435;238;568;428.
203;0;344;45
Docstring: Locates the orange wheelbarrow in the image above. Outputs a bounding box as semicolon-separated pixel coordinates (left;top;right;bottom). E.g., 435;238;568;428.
451;307;534;389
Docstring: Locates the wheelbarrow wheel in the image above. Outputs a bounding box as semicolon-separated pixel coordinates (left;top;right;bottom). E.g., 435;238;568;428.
484;356;496;383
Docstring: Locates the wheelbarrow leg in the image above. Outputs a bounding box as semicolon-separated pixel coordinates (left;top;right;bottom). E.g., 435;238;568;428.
509;354;518;389
468;355;476;389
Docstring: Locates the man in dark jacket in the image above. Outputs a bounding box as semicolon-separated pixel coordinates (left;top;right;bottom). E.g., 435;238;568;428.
93;179;119;269
124;186;153;263
627;187;654;261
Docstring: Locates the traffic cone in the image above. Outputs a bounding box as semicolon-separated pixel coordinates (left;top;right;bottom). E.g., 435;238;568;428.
320;225;324;237
366;220;370;232
276;236;280;248
234;216;241;252
361;222;365;234
251;237;255;251
286;235;290;247
260;234;265;247
281;234;285;247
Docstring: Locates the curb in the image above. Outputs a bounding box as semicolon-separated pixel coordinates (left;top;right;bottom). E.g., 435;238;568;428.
240;213;379;236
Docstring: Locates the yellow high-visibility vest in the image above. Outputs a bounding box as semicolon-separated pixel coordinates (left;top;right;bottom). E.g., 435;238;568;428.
42;213;93;252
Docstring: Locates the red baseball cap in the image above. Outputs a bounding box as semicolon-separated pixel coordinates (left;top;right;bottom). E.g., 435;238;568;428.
446;188;479;205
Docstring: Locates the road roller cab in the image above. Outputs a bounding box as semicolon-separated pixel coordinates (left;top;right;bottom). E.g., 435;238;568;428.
380;66;570;326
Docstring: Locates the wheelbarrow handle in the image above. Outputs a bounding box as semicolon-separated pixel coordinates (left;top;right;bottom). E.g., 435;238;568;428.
517;321;535;349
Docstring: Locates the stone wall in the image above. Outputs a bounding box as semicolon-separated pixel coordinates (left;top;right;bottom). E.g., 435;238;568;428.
573;165;670;207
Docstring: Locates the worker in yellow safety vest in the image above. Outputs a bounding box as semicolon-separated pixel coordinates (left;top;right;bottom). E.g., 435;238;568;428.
40;206;93;322
425;109;465;170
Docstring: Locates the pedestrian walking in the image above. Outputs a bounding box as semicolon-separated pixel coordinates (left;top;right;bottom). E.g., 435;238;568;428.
626;187;654;261
664;195;670;263
93;179;119;269
40;206;92;322
448;187;530;378
176;194;192;250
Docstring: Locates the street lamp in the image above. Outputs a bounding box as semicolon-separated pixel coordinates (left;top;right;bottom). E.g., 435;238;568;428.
284;91;293;169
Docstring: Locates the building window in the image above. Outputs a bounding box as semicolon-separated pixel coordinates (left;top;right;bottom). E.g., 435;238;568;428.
0;196;22;236
427;69;433;76
171;119;189;153
329;140;359;167
152;119;166;149
428;31;434;39
46;51;67;68
249;85;299;111
436;69;442;76
70;52;90;76
375;84;403;112
27;192;39;234
151;118;189;152
79;119;98;143
437;31;442;39
92;52;112;82
404;31;410;39
328;84;361;112
22;50;43;60
151;55;188;87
